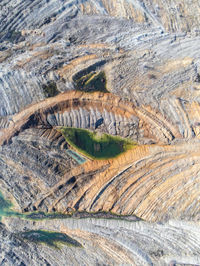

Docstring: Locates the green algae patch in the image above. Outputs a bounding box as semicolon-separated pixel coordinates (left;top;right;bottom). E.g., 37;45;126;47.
21;230;82;248
75;71;108;93
60;127;136;160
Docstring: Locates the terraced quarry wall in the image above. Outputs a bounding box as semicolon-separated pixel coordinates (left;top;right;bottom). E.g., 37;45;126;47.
0;91;181;146
0;91;199;223
1;0;200;265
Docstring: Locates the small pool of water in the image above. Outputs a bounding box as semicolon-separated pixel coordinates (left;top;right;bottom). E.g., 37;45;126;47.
66;149;86;164
61;127;136;160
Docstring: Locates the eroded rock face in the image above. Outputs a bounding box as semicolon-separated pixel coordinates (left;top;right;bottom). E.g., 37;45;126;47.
1;0;200;265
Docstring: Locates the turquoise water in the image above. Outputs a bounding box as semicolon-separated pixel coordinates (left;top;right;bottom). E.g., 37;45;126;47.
66;149;86;164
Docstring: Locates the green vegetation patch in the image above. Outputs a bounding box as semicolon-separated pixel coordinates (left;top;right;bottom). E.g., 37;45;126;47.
61;127;135;159
21;230;82;248
42;81;59;98
74;71;108;93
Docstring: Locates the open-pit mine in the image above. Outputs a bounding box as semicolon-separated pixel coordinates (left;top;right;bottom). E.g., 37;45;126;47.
1;0;200;265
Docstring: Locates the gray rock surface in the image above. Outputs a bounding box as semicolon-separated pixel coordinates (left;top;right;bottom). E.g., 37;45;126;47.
1;0;200;265
1;216;200;266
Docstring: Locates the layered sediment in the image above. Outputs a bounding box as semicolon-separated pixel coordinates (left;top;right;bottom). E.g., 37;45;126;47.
0;91;199;222
1;216;200;266
1;0;200;265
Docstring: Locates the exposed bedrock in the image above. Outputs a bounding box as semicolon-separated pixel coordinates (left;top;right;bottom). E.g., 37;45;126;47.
0;0;200;224
0;91;199;222
0;91;183;146
1;0;200;35
2;216;200;266
1;2;200;119
1;1;200;265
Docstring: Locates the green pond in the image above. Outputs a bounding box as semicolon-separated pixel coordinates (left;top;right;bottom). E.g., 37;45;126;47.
0;190;140;248
0;192;81;248
61;127;136;159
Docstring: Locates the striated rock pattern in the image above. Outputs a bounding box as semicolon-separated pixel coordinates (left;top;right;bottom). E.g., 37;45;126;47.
0;91;182;145
1;0;200;265
1;216;200;266
0;91;199;223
